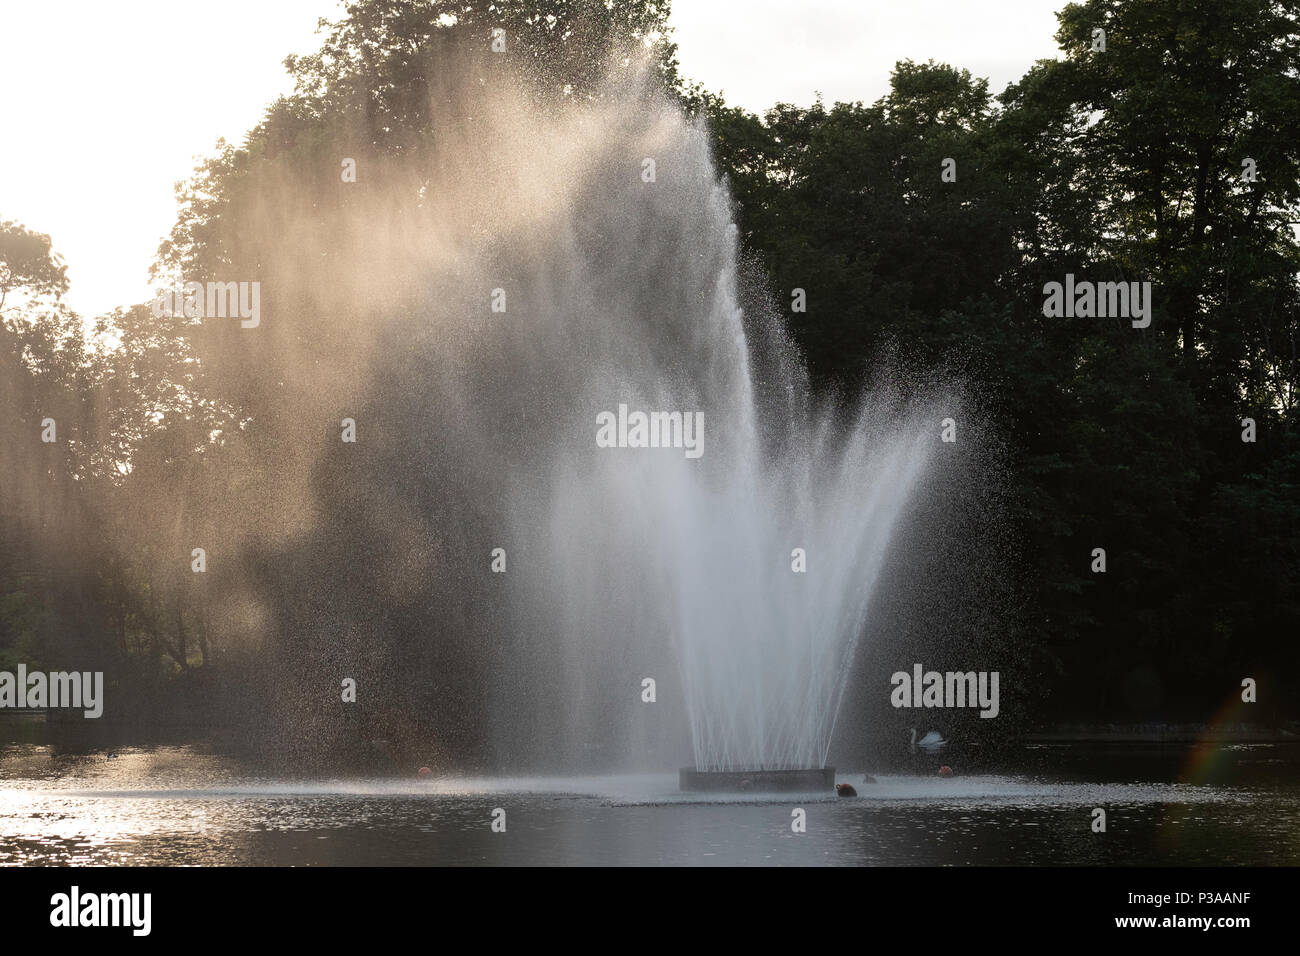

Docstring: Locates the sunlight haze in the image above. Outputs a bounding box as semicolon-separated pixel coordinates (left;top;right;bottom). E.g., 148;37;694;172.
0;0;1067;318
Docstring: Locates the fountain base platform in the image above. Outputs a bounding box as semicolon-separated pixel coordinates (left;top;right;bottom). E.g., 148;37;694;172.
679;767;835;793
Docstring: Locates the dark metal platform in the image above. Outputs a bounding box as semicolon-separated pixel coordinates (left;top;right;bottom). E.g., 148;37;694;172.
679;767;836;792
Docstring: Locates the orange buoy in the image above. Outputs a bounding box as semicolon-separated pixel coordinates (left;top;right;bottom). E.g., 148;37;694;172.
417;767;432;777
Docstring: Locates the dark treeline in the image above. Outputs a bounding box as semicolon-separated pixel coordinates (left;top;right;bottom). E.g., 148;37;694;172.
1;0;1297;764
714;0;1300;725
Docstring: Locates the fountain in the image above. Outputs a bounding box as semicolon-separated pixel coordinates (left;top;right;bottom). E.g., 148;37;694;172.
466;62;945;790
202;45;950;787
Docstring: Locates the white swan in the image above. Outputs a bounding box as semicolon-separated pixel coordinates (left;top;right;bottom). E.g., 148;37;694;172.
910;728;947;755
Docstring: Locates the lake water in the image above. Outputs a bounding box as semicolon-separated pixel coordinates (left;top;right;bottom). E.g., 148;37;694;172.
3;743;1297;865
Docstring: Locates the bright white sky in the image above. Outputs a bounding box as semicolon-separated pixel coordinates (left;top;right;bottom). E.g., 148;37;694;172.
0;0;1067;318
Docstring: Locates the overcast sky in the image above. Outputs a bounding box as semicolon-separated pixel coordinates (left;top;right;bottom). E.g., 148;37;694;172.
0;0;1068;318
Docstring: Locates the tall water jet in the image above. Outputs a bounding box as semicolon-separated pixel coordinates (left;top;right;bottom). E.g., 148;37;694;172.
472;63;948;776
189;40;955;776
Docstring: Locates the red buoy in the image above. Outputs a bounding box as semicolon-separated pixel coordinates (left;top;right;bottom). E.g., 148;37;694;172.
417;767;432;777
938;765;953;777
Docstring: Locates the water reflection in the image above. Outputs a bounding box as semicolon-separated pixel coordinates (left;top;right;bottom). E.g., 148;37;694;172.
2;745;1297;865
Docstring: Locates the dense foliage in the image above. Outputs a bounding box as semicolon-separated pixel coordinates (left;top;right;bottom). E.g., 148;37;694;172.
2;0;1296;754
